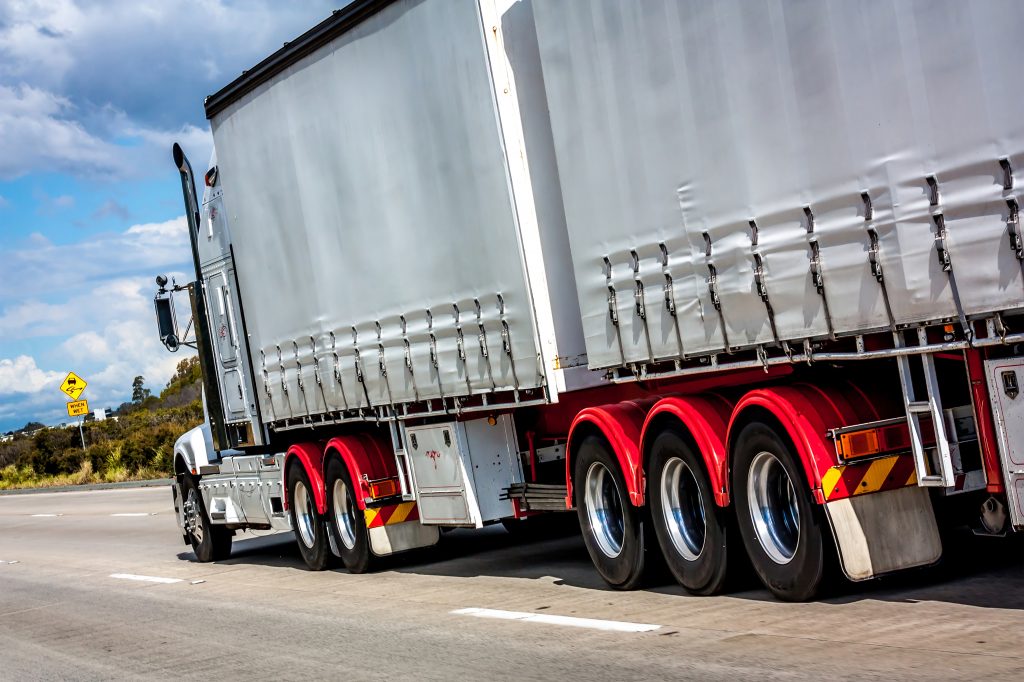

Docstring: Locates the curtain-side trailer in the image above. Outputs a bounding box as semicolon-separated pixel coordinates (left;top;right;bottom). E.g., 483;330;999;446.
155;0;1024;601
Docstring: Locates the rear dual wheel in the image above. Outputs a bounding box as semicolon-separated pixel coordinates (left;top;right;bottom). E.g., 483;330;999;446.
325;458;374;573
648;429;729;595
288;464;331;570
732;422;826;602
575;436;651;590
288;460;375;573
576;420;828;601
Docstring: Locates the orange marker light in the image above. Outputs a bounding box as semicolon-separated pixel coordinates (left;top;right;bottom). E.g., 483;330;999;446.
368;478;399;499
835;422;912;461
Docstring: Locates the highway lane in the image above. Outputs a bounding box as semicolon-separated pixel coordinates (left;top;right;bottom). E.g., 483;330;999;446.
1;487;1023;680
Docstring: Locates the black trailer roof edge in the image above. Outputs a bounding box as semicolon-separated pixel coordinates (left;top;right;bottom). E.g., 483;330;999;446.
204;0;397;120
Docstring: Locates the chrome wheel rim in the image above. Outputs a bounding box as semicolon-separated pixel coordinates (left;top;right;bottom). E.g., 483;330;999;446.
585;461;625;558
293;480;316;549
332;479;357;550
747;451;800;564
184;486;203;544
660;457;706;561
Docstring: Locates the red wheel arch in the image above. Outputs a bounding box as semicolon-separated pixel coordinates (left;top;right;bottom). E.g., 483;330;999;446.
285;442;327;514
641;395;733;506
324;434;396;510
566;400;650;507
727;384;876;505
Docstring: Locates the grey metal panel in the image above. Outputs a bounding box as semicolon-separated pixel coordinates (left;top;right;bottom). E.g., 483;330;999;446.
498;0;589;374
196;187;232;269
531;0;1024;368
463;414;522;523
405;422;479;526
211;0;546;424
985;358;1024;529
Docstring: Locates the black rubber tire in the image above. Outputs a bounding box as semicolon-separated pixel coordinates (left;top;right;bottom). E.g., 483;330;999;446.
731;422;825;601
288;463;331;571
324;458;374;573
182;475;231;562
648;428;729;595
574;435;650;590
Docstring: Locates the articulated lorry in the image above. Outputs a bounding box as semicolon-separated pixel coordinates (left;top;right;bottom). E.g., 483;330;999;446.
155;0;1024;600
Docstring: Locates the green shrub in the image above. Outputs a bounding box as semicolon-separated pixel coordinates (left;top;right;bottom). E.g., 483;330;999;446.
0;394;203;490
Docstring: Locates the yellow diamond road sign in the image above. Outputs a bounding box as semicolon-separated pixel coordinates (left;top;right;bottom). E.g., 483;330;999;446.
67;399;89;417
60;371;87;400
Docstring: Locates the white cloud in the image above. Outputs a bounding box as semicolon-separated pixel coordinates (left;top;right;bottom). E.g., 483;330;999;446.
0;195;8;208
0;83;125;180
0;0;341;428
1;277;153;341
59;331;110;360
0;82;214;181
125;217;188;240
0;356;62;396
0;214;195;427
0;216;188;305
0;274;194;427
0;0;335;181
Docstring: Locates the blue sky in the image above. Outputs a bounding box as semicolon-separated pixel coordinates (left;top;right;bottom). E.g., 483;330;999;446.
0;0;338;432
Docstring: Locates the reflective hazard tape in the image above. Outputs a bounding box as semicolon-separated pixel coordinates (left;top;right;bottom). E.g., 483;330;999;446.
364;501;419;528
821;454;917;501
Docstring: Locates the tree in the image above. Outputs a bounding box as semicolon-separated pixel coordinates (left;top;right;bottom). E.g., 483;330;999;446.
161;356;201;398
131;376;151;404
167;356;200;387
18;421;45;433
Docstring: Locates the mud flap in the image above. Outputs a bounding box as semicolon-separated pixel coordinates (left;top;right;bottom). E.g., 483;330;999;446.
368;521;440;557
825;486;942;581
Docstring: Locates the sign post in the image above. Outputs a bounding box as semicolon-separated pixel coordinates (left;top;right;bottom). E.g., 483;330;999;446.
60;372;89;452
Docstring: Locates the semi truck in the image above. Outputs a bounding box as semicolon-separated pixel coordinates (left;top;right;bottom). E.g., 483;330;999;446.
155;0;1024;601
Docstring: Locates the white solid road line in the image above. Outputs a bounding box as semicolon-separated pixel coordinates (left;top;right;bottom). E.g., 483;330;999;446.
451;608;661;633
109;573;183;584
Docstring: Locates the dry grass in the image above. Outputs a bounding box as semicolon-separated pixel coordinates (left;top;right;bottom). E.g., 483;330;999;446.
0;456;168;491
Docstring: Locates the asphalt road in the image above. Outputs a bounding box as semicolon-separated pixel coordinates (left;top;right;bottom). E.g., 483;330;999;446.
1;487;1022;681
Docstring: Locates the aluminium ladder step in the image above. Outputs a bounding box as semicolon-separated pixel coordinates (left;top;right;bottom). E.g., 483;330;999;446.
895;331;957;488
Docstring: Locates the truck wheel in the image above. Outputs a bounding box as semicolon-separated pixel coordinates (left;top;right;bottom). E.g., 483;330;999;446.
288;463;331;571
325;458;374;573
648;428;728;595
575;436;649;589
181;476;231;562
732;422;824;601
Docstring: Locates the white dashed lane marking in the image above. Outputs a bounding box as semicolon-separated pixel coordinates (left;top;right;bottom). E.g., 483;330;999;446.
110;513;153;517
109;573;183;584
451;608;661;633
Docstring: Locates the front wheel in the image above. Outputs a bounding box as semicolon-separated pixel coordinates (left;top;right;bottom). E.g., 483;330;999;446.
181;475;231;562
325;458;374;573
732;422;825;601
288;463;331;571
575;436;649;590
648;428;729;595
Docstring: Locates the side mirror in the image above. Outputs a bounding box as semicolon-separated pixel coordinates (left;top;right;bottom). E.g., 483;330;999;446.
154;292;180;352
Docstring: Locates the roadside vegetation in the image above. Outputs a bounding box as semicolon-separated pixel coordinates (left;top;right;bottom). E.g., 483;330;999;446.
0;357;203;490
